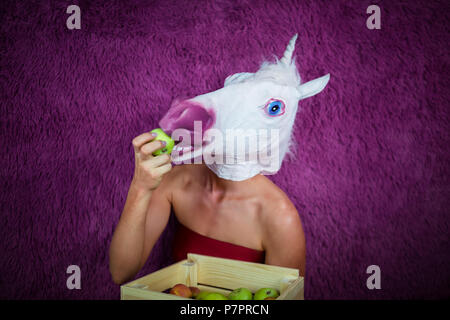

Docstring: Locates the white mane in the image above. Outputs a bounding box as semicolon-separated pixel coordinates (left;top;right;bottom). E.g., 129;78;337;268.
252;58;302;88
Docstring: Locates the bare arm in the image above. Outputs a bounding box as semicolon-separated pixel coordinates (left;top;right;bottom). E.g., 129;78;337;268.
109;132;172;284
263;201;306;277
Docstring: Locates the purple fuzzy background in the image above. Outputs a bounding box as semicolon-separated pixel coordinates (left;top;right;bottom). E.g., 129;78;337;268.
1;0;449;299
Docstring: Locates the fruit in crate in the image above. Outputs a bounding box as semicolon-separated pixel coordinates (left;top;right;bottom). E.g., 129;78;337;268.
202;292;229;300
169;283;192;298
228;288;253;300
189;286;201;298
195;291;211;300
253;288;279;300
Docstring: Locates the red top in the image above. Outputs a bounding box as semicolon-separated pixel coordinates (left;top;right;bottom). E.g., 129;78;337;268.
172;223;265;263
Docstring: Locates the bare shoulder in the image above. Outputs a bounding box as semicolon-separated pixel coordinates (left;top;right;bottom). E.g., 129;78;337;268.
256;176;305;274
257;176;298;216
255;176;301;233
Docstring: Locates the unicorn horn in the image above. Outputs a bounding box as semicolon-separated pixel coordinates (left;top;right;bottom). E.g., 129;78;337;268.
280;34;298;65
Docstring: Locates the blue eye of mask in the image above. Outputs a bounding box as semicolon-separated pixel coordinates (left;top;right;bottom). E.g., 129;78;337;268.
266;99;285;117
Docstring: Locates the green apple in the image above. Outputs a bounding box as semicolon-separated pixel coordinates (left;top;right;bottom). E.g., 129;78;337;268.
202;292;228;300
228;288;253;300
195;291;211;300
253;288;279;300
150;128;175;156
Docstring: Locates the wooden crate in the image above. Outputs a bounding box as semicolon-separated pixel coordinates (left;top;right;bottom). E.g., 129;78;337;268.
121;253;304;300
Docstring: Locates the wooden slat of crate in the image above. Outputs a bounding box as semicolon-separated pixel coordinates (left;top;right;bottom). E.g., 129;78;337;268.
278;277;304;300
187;253;299;293
121;286;190;300
122;259;188;292
196;284;232;296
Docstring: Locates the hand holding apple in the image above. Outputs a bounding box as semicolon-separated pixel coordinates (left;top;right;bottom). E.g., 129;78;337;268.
150;128;175;156
131;130;173;191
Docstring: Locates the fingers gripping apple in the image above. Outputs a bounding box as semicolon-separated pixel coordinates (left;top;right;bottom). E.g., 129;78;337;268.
131;129;173;191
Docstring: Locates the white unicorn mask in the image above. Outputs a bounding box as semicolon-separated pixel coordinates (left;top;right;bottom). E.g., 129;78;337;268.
159;34;330;181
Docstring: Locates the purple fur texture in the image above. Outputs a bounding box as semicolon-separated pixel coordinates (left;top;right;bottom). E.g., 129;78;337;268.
0;0;449;299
